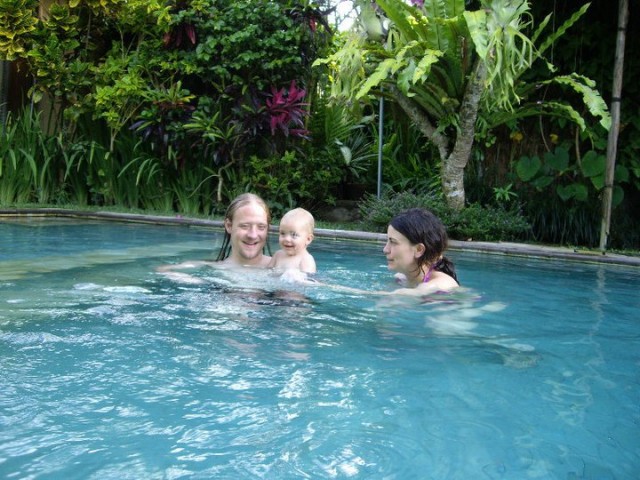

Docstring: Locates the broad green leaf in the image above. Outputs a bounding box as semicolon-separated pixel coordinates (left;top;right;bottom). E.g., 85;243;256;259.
413;50;442;83
463;10;488;59
589;174;604;190
615;164;629;183
612;185;624;207
552;74;611;130
398;59;415;94
556;184;573;201
516;155;541;181
544;147;569;172
573;183;589;201
532;175;553;190
581;150;605;177
557;183;588;201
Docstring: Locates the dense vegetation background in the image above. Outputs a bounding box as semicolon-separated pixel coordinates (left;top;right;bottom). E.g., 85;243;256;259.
0;0;637;249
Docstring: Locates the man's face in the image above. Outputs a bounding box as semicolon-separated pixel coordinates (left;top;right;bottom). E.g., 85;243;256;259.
225;203;269;264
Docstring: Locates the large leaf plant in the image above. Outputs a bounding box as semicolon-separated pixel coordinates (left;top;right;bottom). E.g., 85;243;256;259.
317;0;610;211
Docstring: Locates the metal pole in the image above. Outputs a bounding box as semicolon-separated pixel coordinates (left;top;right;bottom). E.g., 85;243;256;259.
377;95;384;198
599;0;628;252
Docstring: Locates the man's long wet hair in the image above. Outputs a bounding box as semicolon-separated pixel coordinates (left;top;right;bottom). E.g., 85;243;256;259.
216;193;272;261
389;208;458;284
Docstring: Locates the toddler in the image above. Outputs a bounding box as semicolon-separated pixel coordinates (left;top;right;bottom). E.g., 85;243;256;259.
268;208;316;276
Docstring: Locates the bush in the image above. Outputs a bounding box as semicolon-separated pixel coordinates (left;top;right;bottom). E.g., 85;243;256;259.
358;190;447;232
358;190;531;242
244;150;342;219
446;204;531;242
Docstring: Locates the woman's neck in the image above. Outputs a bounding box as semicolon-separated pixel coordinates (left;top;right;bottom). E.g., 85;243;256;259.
405;267;427;287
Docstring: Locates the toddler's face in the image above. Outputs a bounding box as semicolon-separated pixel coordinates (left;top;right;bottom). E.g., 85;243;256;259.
278;218;312;256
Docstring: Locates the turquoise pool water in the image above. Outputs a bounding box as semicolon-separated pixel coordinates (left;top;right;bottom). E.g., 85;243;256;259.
1;218;639;479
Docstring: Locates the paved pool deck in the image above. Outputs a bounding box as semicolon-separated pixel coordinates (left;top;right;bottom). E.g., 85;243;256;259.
2;208;639;267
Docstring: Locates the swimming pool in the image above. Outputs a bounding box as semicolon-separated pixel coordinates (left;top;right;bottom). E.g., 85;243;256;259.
1;218;639;479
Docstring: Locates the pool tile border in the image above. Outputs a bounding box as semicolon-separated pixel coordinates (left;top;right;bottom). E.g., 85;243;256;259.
1;208;639;267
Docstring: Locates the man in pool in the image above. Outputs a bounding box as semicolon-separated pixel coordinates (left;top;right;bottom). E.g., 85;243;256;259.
157;193;272;282
216;193;272;267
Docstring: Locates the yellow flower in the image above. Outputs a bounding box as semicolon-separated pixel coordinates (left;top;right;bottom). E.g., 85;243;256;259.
510;131;523;142
550;133;559;144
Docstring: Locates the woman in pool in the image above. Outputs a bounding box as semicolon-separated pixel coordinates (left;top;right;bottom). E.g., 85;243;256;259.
326;208;459;296
381;208;459;295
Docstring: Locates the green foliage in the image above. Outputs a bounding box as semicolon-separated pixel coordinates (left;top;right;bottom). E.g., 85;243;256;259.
317;0;608;212
464;0;535;110
0;0;38;60
2;0;635;251
244;150;342;218
319;0;469;127
475;7;610;141
509;141;633;247
0;109;62;204
446;203;531;242
308;97;377;187
0;0;333;214
524;189;602;247
378;112;442;194
94;63;148;150
358;190;448;232
192;0;306;90
358;190;530;242
171;162;215;216
514;145;627;209
493;183;518;205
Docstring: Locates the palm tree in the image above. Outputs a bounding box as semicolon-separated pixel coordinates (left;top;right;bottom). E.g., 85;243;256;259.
318;0;609;210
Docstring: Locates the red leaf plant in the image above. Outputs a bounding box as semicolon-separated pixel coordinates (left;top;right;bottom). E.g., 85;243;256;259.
264;80;310;139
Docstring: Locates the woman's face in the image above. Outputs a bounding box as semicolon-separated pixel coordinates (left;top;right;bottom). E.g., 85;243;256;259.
382;225;423;274
225;203;269;263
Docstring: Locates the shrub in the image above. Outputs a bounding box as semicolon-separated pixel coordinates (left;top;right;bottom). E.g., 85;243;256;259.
358;190;448;232
446;204;531;242
244;150;342;219
358;190;531;242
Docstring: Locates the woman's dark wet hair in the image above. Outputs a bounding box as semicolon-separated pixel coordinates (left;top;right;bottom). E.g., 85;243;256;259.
389;208;458;284
216;193;272;261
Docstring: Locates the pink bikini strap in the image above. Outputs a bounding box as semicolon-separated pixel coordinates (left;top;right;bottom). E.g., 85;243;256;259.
422;266;434;283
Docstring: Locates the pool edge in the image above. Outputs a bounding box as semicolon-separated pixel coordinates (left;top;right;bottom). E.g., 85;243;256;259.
1;208;639;267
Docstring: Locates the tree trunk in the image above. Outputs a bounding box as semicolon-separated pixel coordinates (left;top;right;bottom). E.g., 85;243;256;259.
389;59;486;211
442;59;487;211
389;85;449;161
599;0;628;251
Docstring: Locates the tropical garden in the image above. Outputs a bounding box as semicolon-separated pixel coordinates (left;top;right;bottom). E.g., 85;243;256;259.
0;0;637;250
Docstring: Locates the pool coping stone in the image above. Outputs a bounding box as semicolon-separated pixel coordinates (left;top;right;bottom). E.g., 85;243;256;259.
1;208;639;267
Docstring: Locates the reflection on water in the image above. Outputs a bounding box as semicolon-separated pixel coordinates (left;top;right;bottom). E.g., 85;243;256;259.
0;219;638;479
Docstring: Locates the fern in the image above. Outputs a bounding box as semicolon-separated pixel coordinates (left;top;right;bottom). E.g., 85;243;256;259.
536;3;590;58
356;58;397;99
431;58;464;97
410;84;448;119
550;74;611;130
